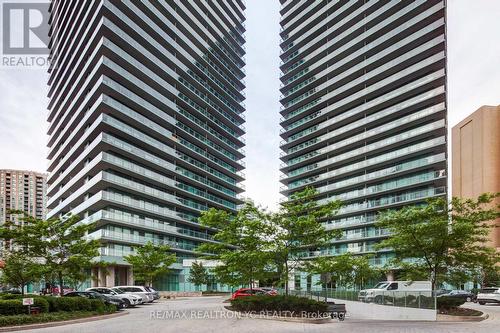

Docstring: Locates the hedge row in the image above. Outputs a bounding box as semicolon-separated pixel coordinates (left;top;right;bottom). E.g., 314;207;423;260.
437;296;466;309
0;298;49;315
231;295;328;314
0;311;114;327
0;295;112;315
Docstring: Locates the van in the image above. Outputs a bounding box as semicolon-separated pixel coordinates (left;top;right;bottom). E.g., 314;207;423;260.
358;281;432;303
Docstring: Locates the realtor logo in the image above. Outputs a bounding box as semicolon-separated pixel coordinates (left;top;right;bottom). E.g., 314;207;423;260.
1;1;50;68
2;1;49;54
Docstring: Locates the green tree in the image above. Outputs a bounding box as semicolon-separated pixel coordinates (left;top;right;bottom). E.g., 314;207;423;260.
188;261;209;291
376;193;500;290
306;253;378;289
0;251;45;295
124;241;176;287
271;187;342;295
0;213;100;296
351;255;380;289
197;202;274;289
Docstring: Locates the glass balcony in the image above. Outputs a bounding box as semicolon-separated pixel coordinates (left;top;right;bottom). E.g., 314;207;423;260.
286;120;445;171
288;137;446;180
284;55;445;145
318;170;446;203
282;7;444;96
287;103;444;162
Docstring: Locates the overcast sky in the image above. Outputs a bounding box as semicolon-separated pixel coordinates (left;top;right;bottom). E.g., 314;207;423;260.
0;0;499;211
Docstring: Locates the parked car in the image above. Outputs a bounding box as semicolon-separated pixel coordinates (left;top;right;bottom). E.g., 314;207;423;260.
260;287;278;295
477;287;500;305
64;291;125;309
86;287;142;307
437;290;476;302
231;288;269;300
49;285;74;295
115;286;155;303
144;286;160;300
358;281;432;303
0;287;21;294
435;289;451;297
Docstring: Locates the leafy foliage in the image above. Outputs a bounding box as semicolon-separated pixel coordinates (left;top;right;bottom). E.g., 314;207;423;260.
124;241;176;286
197;202;275;288
0;251;45;295
0;310;115;327
272;187;342;294
306;253;379;289
188;261;209;290
437;296;466;310
198;188;341;292
0;298;49;315
376;193;500;289
0;212;100;296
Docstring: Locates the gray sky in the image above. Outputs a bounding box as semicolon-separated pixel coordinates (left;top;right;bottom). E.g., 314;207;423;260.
0;0;499;211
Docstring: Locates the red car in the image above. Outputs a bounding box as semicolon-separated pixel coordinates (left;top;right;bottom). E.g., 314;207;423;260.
261;287;278;295
231;288;268;299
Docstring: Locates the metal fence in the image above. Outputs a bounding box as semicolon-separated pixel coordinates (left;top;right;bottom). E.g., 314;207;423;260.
281;288;436;310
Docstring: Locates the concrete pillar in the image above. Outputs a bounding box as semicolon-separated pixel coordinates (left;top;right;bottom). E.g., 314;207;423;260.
386;270;395;281
98;267;107;287
91;267;99;287
106;266;115;287
127;267;134;285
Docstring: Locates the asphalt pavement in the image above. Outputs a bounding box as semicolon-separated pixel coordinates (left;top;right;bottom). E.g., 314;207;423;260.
20;296;500;333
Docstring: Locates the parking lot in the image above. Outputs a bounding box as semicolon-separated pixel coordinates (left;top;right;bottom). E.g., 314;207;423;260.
20;296;500;333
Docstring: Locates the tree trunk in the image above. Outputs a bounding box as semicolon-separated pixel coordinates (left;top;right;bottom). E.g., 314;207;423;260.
58;271;64;296
284;260;289;296
21;283;25;296
430;267;437;291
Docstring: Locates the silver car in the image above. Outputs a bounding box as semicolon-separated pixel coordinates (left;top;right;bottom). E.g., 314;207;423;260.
86;287;142;307
115;286;155;303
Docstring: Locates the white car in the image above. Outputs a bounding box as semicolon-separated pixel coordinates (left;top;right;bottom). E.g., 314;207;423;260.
115;286;155;303
86;287;142;307
477;287;500;305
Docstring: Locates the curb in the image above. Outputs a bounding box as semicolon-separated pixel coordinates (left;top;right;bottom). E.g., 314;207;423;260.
437;312;488;322
0;311;129;332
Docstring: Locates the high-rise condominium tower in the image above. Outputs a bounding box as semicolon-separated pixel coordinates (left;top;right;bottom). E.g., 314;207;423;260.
0;169;47;222
279;0;447;287
46;0;246;291
0;170;47;251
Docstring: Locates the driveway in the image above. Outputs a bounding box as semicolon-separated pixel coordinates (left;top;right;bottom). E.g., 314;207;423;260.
20;297;500;333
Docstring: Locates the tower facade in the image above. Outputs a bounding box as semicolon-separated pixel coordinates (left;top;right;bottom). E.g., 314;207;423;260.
279;0;447;281
47;0;246;291
0;170;47;252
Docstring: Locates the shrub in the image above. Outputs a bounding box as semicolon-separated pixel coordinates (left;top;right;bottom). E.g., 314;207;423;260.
0;298;49;315
104;304;117;313
0;293;22;300
230;295;328;315
437;296;466;310
0;311;107;327
89;299;105;313
33;297;49;313
43;297;92;312
0;300;26;315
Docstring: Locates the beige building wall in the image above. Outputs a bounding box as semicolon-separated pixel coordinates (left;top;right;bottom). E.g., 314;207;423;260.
0;170;47;223
452;105;500;250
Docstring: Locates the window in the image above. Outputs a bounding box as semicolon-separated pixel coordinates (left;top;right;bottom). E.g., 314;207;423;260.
387;283;398;290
